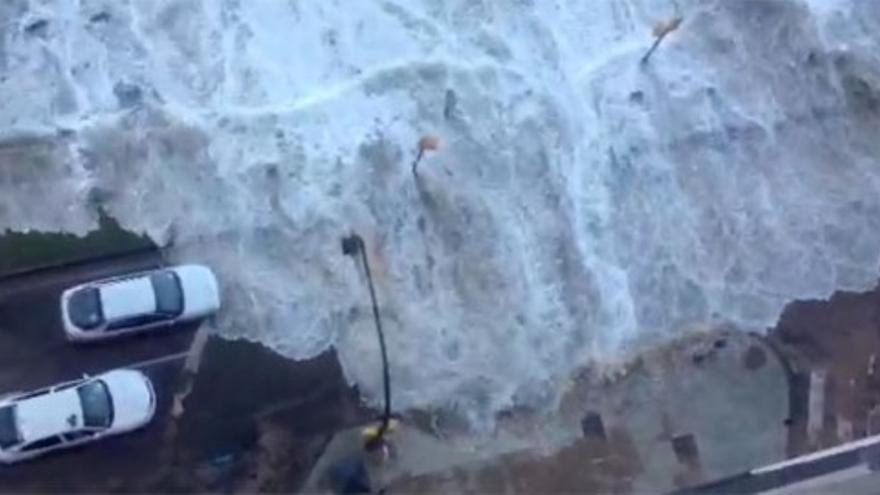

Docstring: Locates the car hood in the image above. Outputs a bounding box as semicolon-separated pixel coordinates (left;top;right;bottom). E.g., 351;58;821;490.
100;370;154;430
173;265;220;317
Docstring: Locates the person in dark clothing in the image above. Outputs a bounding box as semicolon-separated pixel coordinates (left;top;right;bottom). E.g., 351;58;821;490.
327;456;371;494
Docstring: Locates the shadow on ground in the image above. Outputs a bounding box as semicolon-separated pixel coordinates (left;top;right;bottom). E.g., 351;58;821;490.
148;337;372;492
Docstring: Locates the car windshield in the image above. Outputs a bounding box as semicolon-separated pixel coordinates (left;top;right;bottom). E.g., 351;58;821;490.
151;271;183;316
0;406;20;449
68;287;104;330
77;380;113;428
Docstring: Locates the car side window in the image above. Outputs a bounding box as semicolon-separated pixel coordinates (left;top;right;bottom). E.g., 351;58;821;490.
22;435;62;451
107;313;167;331
63;430;95;442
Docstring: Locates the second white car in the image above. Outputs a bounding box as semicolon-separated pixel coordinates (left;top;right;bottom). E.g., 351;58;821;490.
60;264;220;342
0;369;155;464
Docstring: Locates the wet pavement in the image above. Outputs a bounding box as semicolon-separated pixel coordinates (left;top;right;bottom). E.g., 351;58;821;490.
0;226;375;493
150;338;370;492
0;248;372;492
0;251;192;388
304;331;790;494
0;249;197;491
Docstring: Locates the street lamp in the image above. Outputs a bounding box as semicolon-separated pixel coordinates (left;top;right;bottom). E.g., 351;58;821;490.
341;233;392;447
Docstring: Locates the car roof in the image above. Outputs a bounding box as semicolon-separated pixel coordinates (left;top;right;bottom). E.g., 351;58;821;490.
99;277;156;321
15;389;83;443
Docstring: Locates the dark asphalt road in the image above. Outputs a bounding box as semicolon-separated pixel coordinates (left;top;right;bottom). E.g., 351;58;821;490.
0;251;199;491
0;251;373;492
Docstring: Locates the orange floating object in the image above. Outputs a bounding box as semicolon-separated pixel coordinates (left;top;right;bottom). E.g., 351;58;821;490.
418;135;440;152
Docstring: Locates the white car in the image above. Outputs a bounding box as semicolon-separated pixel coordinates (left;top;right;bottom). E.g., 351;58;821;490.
0;369;155;464
60;265;220;342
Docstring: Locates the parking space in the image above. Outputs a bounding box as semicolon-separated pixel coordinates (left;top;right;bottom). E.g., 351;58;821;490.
0;247;373;492
0;251;199;490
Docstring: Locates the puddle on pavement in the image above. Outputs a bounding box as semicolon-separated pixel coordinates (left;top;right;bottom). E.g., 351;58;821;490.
175;337;370;461
161;336;372;491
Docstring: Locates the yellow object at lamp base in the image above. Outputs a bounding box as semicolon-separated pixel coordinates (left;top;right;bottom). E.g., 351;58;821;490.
361;419;400;440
